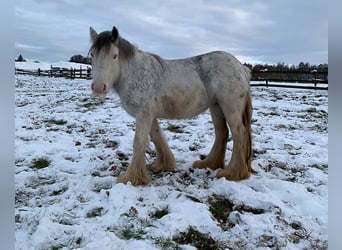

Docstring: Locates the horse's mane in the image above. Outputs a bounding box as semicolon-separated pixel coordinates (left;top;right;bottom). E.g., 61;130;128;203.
90;31;136;61
118;37;136;60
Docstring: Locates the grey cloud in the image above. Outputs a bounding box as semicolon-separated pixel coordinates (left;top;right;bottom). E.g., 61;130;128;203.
15;0;327;64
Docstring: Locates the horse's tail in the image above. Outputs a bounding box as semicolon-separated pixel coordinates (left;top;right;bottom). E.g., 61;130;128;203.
242;67;253;173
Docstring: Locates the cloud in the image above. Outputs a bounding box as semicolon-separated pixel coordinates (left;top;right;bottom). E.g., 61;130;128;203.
15;42;45;51
15;0;327;64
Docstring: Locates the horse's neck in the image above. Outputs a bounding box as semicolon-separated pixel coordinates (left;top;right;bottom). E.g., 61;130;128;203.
115;51;165;95
115;52;149;89
120;51;165;77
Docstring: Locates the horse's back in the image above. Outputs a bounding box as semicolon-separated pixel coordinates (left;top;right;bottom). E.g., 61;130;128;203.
185;51;250;101
196;51;250;82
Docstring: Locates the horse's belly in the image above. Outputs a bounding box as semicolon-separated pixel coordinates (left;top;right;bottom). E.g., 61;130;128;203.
158;84;209;119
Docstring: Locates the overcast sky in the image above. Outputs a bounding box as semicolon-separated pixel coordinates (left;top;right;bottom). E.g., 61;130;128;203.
15;0;328;65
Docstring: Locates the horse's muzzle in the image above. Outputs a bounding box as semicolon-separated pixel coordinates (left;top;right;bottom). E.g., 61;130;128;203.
91;83;107;96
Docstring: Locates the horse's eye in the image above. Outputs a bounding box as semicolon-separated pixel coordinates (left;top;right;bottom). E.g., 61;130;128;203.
113;54;118;60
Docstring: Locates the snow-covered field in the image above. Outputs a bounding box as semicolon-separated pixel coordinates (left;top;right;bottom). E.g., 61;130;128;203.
15;72;328;249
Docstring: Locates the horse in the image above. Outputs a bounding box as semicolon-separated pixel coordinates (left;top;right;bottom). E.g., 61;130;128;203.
89;26;253;186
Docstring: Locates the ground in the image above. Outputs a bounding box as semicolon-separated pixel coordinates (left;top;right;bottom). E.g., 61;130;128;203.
15;74;328;249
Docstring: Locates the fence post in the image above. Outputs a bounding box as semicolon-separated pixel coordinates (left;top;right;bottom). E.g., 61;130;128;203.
80;65;82;78
38;68;41;76
87;67;91;79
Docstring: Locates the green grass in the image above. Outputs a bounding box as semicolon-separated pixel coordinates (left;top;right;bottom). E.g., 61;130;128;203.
86;207;104;218
150;207;169;219
173;226;223;250
166;124;185;133
44;119;67;125
154;238;178;249
31;157;51;169
208;196;233;224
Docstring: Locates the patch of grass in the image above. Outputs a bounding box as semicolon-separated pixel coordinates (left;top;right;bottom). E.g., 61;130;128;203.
31;157;51;169
86;207;104;218
257;234;285;248
116;151;129;161
150;206;169;219
234;204;266;215
81;102;97;108
51;245;68;250
310;163;328;171
104;140;119;149
306;107;317;113
189;143;201;152
209;196;233;224
154;238;178;249
121;227;145;240
113;206;155;240
44;119;67;125
173;226;223;250
96;128;106;134
79;98;103;109
166;124;185;133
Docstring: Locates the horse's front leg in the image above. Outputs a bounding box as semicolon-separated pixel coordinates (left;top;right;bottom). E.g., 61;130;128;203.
150;119;175;173
117;108;153;186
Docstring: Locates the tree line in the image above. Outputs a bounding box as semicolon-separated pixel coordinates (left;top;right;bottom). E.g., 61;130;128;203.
68;54;328;83
68;54;328;73
244;62;328;73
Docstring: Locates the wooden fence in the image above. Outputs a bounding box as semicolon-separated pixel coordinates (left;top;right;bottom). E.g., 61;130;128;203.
15;66;92;79
250;70;328;90
250;80;328;90
15;66;328;90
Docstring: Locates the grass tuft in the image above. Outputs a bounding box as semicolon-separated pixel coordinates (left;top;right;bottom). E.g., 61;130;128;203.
166;124;185;133
31;157;51;169
150;206;169;219
209;196;233;224
173;226;223;250
44;119;67;125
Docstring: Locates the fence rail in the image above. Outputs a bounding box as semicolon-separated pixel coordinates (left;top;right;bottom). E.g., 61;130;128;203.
15;66;92;79
15;67;328;90
250;70;328;90
250;81;328;90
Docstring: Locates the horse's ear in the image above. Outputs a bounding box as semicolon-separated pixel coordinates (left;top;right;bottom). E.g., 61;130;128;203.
90;27;97;42
112;26;119;42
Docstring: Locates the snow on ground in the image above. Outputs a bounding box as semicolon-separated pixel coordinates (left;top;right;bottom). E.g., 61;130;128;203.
15;73;328;249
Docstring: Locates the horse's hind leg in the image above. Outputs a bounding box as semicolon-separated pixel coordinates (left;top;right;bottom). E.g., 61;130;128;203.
193;103;228;170
150;119;175;173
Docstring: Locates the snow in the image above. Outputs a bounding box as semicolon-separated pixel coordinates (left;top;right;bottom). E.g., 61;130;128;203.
15;63;328;249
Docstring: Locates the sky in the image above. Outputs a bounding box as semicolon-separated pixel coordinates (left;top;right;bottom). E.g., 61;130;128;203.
15;0;328;65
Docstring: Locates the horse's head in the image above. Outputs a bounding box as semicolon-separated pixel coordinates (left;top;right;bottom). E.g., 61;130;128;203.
89;26;121;97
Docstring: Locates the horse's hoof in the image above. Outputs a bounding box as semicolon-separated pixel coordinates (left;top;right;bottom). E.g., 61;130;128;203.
151;159;175;173
150;161;163;173
192;160;207;169
193;159;224;170
117;171;151;186
216;166;250;181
